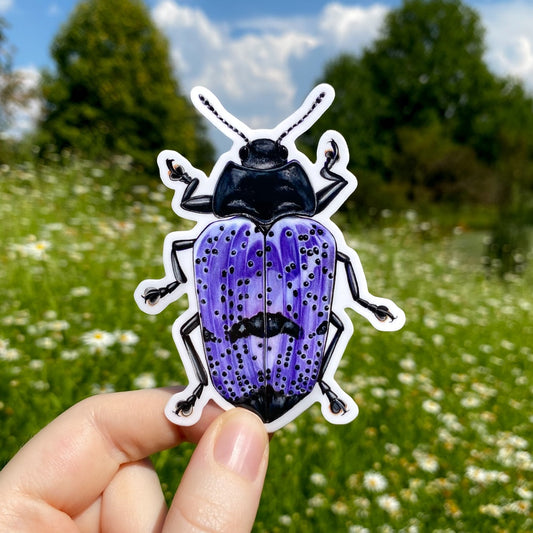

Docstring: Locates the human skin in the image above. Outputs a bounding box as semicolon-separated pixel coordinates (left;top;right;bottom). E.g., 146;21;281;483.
0;388;269;533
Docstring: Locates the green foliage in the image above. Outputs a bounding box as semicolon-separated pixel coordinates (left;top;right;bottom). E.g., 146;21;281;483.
392;122;493;203
1;159;532;531
364;0;491;141
479;81;533;275
36;0;213;172
300;54;394;215
0;17;12;131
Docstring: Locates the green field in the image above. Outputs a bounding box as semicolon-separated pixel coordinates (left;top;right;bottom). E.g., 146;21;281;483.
1;159;532;532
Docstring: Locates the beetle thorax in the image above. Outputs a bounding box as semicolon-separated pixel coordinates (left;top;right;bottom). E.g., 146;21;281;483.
213;138;317;226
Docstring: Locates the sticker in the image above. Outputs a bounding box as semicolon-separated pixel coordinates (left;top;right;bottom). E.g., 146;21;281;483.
134;84;405;432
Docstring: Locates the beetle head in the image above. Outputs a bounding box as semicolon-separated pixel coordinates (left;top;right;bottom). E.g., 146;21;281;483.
239;139;288;170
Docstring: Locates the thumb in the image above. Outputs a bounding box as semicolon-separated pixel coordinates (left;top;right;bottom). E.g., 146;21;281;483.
163;407;269;533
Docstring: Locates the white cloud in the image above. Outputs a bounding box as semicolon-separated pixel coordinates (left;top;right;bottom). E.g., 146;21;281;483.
497;36;533;77
320;3;388;49
198;31;319;119
2;66;41;138
152;0;223;77
151;1;387;151
152;0;319;113
0;0;13;14
475;0;533;89
48;4;61;17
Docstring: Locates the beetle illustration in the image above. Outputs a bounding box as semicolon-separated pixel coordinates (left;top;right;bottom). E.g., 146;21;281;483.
135;84;405;432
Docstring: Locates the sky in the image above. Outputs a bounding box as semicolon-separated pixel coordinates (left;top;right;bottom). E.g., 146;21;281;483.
2;0;533;151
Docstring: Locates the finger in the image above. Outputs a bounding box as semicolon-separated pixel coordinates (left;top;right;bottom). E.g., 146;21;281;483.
100;458;166;533
0;388;222;519
72;497;101;533
164;408;269;533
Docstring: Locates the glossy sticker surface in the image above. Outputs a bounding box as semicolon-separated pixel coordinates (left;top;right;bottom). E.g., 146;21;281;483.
134;84;406;431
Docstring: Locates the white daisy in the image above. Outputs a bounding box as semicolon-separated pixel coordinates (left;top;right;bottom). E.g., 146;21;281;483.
133;372;156;389
81;329;115;353
363;471;388;492
377;494;400;515
115;330;140;346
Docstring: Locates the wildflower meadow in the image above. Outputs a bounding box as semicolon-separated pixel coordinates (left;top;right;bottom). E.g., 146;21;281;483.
1;158;532;532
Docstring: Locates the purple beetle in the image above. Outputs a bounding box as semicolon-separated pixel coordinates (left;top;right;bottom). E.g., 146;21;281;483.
135;84;405;431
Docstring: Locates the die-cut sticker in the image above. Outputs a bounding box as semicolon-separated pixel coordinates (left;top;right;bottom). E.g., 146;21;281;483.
134;84;405;432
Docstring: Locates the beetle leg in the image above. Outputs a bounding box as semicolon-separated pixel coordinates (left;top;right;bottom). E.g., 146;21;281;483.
337;251;396;322
318;312;347;414
175;313;209;417
166;158;213;214
316;140;348;213
142;281;180;306
170;238;195;283
319;381;347;414
142;239;195;306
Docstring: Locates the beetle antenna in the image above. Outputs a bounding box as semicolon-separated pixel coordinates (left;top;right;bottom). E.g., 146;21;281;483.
197;94;249;143
277;90;327;144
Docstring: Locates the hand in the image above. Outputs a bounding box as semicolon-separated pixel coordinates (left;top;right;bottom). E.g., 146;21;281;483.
0;388;269;533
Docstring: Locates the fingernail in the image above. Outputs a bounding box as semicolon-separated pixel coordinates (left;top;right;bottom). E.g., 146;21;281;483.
214;410;267;482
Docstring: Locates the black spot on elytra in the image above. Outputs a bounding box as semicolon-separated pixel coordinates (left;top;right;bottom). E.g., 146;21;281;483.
203;327;217;342
227;312;301;342
316;320;329;336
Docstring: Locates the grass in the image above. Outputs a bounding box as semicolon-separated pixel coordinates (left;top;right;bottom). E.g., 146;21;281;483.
1;158;532;532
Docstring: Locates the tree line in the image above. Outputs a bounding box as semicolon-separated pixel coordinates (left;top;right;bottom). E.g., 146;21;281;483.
0;0;213;172
1;0;533;235
302;1;533;217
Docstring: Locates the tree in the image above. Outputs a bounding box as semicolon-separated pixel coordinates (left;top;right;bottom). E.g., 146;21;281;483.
482;79;533;276
299;54;394;212
0;18;13;131
363;0;493;143
1;18;38;163
392;122;493;204
37;0;213;172
0;18;31;133
305;0;533;213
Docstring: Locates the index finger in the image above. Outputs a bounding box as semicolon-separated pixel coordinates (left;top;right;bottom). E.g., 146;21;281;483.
0;388;223;517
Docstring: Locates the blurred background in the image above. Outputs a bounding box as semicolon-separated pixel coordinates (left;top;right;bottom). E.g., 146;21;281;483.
1;1;532;531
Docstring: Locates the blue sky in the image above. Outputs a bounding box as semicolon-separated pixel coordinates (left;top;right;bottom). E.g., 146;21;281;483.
2;1;400;69
2;0;533;148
